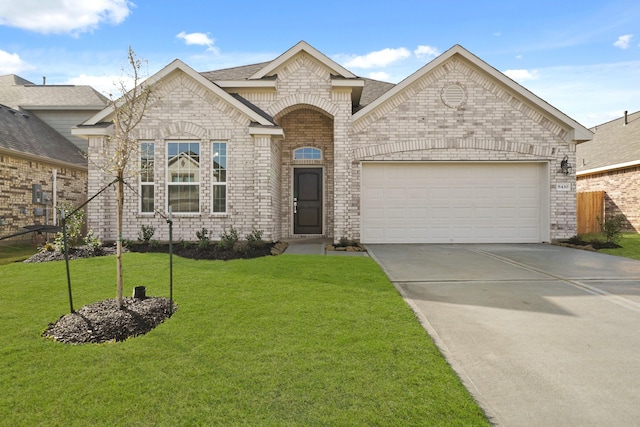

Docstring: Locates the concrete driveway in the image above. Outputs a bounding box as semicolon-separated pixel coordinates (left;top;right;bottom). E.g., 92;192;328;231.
366;244;640;426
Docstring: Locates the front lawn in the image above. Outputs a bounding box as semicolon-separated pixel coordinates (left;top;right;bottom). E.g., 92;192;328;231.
0;243;38;265
577;233;640;260
0;253;489;426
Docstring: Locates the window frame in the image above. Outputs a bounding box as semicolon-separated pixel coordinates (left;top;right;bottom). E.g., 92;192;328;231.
293;147;322;160
139;141;155;214
166;141;201;214
211;141;227;214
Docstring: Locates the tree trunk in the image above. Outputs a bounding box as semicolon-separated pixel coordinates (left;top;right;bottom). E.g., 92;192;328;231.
116;174;124;309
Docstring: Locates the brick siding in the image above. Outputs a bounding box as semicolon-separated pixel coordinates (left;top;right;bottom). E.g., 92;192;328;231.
0;152;87;243
577;167;640;232
86;51;578;244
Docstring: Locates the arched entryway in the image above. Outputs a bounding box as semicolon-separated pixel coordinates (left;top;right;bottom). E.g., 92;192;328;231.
276;106;334;238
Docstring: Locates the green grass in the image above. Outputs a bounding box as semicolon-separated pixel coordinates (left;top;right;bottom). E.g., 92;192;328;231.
0;253;489;426
0;243;38;265
596;233;640;260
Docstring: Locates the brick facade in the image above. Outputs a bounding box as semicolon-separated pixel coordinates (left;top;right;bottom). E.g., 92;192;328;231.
577;167;640;232
0;152;87;243
83;44;585;244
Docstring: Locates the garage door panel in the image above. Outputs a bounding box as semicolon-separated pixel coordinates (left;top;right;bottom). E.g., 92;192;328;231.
361;163;547;244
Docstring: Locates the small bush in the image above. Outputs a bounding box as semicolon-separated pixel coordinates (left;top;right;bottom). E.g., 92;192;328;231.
84;230;101;252
337;236;358;247
246;228;265;249
138;225;155;243
218;226;239;250
54;203;86;251
196;228;210;250
233;240;250;255
598;214;625;244
40;242;56;253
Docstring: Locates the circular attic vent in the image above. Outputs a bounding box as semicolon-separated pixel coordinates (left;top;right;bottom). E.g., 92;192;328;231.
441;84;466;108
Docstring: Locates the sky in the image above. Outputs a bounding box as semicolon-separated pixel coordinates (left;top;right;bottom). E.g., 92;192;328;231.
1;0;639;128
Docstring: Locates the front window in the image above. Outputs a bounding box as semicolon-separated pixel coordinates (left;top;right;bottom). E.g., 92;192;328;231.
167;142;200;213
212;142;227;213
140;142;154;213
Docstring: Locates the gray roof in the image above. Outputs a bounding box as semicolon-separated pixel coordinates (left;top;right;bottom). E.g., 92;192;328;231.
200;62;395;111
0;103;87;167
0;74;108;110
200;62;272;81
576;110;640;173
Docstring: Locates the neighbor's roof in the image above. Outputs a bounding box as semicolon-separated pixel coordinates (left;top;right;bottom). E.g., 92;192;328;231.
0;103;87;168
576;110;640;175
0;74;108;110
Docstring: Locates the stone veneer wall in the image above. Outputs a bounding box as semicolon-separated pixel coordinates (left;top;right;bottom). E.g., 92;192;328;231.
0;152;87;243
349;56;577;241
577;167;640;232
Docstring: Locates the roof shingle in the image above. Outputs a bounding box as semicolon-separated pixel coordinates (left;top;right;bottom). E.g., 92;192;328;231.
0;103;87;167
577;110;640;173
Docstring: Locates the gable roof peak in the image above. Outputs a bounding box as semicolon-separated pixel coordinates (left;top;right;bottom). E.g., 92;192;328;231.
249;40;357;80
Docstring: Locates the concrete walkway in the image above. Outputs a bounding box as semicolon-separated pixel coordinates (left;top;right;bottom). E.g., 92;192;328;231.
367;244;640;427
283;238;369;256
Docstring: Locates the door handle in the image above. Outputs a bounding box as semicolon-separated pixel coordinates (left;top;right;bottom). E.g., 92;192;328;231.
293;198;297;214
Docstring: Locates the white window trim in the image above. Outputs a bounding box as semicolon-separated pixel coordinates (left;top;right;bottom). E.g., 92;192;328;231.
166;141;201;215
139;141;155;214
293;147;322;160
211;141;228;214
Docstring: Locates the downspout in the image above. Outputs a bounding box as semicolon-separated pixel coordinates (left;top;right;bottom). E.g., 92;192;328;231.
52;168;57;224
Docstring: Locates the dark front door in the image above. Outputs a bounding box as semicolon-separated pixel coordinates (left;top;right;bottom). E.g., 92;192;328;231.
294;168;323;234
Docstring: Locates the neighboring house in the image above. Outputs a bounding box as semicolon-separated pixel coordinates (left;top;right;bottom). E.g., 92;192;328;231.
0;103;88;241
0;74;108;152
576;110;640;232
0;74;108;242
75;41;592;244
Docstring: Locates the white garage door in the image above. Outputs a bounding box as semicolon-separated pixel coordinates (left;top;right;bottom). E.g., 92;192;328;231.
361;162;549;244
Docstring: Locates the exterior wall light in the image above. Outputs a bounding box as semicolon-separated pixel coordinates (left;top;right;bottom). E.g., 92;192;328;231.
560;155;572;175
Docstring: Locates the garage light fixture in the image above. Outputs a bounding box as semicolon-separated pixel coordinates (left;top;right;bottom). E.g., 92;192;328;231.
560;155;572;175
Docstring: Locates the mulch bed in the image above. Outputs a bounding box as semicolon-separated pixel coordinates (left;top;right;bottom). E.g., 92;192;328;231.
43;297;175;344
127;241;288;260
556;236;621;251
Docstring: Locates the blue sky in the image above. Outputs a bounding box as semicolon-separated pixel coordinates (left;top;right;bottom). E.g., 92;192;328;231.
1;0;639;127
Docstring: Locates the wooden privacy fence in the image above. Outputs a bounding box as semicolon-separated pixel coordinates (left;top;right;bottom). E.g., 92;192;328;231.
577;191;605;235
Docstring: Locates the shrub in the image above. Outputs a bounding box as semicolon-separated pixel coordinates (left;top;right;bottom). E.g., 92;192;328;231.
337;236;358;247
196;228;210;250
598;214;625;244
246;228;265;249
54;203;86;251
138;225;155;243
84;230;101;252
218;226;239;250
233;240;250;255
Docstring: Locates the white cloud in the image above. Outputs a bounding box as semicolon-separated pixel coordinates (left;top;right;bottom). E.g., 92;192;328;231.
64;74;135;98
414;45;440;60
614;34;633;49
0;49;34;74
176;31;219;53
368;71;390;81
0;0;133;35
503;69;540;82
342;47;411;69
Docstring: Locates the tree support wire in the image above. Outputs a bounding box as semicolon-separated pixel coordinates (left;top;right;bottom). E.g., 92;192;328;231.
60;178;118;314
60;178;175;315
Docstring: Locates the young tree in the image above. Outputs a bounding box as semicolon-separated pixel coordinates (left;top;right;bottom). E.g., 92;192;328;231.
98;47;156;309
